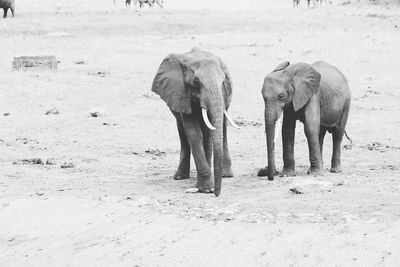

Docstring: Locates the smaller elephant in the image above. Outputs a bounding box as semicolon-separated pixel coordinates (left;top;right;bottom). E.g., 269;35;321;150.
259;61;351;180
0;0;15;18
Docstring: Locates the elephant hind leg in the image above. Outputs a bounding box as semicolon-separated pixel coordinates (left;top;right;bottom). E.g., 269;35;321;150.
319;127;327;167
173;115;191;180
3;8;8;18
331;100;350;173
330;128;344;173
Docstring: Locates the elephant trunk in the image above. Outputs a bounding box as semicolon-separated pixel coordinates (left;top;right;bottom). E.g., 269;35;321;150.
209;95;224;197
265;109;276;181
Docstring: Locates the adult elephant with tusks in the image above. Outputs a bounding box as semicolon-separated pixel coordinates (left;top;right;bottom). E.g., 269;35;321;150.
152;48;240;196
0;0;15;18
258;61;351;180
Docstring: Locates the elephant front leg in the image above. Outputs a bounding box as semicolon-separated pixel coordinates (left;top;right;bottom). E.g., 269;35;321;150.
281;110;296;177
173;116;191;180
182;113;213;193
304;98;323;175
222;118;233;178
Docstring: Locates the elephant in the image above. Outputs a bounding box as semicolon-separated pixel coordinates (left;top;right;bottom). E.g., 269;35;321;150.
151;48;239;196
0;0;15;18
258;61;351;181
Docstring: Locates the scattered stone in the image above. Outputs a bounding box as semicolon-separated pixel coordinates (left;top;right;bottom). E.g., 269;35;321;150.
90;107;106;117
333;180;346;186
12;56;58;71
289;187;304;194
36;192;44;196
103;122;118;126
133;196;152;206
145;149;166;157
13;158;43;165
363;141;400;152
75;60;86;65
289;179;333;194
186;188;200;194
343;144;352;150
45;108;59;115
3;113;10;116
60;162;75;168
88;71;110;77
45;158;57;165
16;137;39;145
233;117;262;127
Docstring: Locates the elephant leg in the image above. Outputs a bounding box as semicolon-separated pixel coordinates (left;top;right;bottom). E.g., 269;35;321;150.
200;122;212;168
331;128;344;173
304;97;323;175
181;113;213;193
222;117;233;177
3;8;8;18
331;101;350;173
319;127;327;167
281;109;296;177
173;115;191;180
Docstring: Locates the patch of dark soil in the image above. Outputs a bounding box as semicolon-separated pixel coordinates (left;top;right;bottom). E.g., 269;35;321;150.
233;117;262;127
362;142;400;152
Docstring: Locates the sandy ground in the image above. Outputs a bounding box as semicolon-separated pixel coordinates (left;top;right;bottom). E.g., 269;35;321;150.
1;0;400;265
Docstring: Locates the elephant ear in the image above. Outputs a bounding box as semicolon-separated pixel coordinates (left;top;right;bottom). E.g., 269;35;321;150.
220;60;232;109
272;61;290;72
292;63;321;112
151;54;191;114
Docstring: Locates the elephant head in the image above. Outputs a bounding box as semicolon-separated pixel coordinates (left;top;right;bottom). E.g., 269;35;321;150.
152;48;238;196
262;61;321;180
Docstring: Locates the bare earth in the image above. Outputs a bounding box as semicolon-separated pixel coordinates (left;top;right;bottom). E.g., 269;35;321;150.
1;0;400;265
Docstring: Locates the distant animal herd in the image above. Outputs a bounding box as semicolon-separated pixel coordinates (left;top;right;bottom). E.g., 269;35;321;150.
113;0;164;9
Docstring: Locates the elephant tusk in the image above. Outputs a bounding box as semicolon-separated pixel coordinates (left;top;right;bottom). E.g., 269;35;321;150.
202;108;216;131
224;110;241;129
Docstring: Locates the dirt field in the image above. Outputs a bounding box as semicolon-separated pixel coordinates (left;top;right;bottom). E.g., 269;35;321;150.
1;0;400;265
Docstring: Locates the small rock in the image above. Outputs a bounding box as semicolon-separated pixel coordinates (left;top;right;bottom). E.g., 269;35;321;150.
289;179;333;194
46;158;57;165
14;158;43;165
89;107;106;117
289;187;304;194
45;108;59;115
75;60;86;65
60;162;75;168
3;113;10;116
186;188;199;193
343;144;352;150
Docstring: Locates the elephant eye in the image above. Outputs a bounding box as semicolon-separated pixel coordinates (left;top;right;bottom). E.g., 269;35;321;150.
278;93;285;100
193;77;200;87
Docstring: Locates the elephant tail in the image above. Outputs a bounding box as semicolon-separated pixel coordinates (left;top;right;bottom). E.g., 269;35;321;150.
344;130;353;147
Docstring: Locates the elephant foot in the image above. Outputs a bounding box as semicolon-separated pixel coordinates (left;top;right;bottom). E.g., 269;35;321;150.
330;165;342;173
173;169;190;180
280;168;296;177
257;167;279;177
194;177;214;193
222;167;234;178
307;167;324;176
